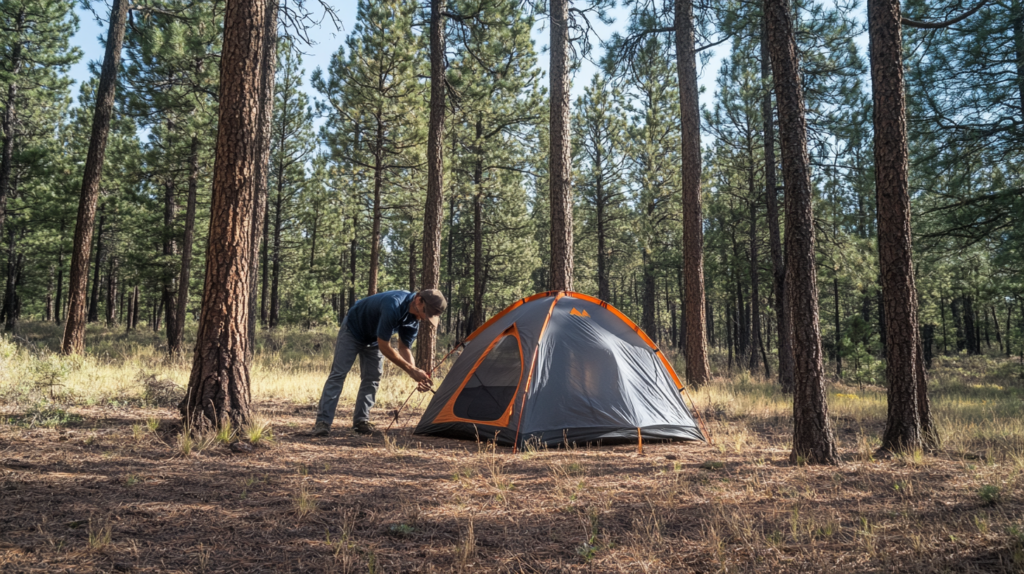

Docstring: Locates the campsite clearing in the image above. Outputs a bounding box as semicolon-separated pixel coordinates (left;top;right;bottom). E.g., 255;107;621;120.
1;325;1024;572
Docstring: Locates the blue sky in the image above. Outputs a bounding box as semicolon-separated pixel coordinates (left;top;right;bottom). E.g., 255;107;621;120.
67;1;729;117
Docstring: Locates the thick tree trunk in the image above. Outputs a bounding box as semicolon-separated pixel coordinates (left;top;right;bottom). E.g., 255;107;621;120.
870;0;936;453
88;210;106;323
416;0;447;370
368;124;384;296
61;0;129;355
171;136;200;354
675;0;711;387
761;20;794;392
765;0;840;464
180;0;267;430
548;0;573;291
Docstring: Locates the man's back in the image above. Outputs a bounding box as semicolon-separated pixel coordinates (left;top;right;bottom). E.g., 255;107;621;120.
345;290;418;347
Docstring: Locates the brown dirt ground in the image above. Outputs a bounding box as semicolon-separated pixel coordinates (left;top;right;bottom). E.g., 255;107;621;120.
1;402;1022;573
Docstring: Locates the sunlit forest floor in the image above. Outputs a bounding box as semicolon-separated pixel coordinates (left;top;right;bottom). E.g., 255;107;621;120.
2;322;1024;572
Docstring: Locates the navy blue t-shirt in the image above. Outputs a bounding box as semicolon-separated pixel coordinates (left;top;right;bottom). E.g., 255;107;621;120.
344;290;419;347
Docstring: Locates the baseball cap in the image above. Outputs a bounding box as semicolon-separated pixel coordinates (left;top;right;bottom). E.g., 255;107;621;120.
417;289;447;327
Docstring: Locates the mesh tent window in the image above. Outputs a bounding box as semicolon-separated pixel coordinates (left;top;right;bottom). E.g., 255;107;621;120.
452;326;523;421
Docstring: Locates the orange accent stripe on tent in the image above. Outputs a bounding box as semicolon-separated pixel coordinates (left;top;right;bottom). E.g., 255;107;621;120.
512;292;564;452
431;324;525;427
462;291;560;345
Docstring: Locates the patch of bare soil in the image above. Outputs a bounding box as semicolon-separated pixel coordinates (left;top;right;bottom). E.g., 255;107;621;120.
1;403;1022;573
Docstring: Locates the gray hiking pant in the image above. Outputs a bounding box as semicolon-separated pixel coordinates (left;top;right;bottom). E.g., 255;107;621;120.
315;319;384;427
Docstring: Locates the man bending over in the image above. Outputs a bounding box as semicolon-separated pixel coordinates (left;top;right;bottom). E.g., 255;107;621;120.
312;289;447;436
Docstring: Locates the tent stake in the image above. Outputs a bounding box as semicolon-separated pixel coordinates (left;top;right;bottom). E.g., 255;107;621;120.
637;427;644;455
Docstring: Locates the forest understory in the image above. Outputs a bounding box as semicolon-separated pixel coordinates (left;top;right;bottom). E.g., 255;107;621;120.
1;323;1024;573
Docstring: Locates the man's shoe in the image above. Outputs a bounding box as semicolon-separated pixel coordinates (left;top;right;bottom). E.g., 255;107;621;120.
352;420;376;435
311;422;331;437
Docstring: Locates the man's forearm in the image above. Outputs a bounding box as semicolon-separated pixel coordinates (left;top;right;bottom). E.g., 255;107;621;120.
378;338;416;374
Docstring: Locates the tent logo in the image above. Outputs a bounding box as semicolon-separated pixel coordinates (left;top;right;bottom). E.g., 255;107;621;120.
569;307;590;318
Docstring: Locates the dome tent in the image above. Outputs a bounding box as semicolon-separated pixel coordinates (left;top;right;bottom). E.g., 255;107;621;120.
414;291;707;448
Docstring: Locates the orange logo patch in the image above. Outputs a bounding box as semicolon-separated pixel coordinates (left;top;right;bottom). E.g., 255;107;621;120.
569;308;591;318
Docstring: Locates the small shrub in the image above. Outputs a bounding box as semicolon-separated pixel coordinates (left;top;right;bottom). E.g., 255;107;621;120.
979;484;1001;505
388;523;415;538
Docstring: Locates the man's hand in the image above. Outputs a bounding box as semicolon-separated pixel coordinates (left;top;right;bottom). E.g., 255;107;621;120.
410;367;433;392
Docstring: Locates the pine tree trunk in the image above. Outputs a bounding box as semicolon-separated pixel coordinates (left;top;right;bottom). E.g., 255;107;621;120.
125;285;135;331
765;0;840;464
180;0;267;431
642;254;656;341
0;10;22;247
596;150;610;301
548;0;573;291
368;123;384;296
248;0;278;356
416;0;447;370
106;254;118;326
964;296;978;354
88;210;106;323
471;190;483;333
55;225;64;324
675;0;711;387
749;197;764;375
61;0;129;355
677;265;687;350
269;178;283;328
171;136;200;354
260;208;269;325
992;305;1003;352
349;213;357;310
870;0;934;453
834;273;841;377
761;20;794;392
1013;0;1024;117
162;179;179;347
952;295;965;352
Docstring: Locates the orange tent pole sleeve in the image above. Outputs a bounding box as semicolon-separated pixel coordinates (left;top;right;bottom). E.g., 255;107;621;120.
512;292;564;453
